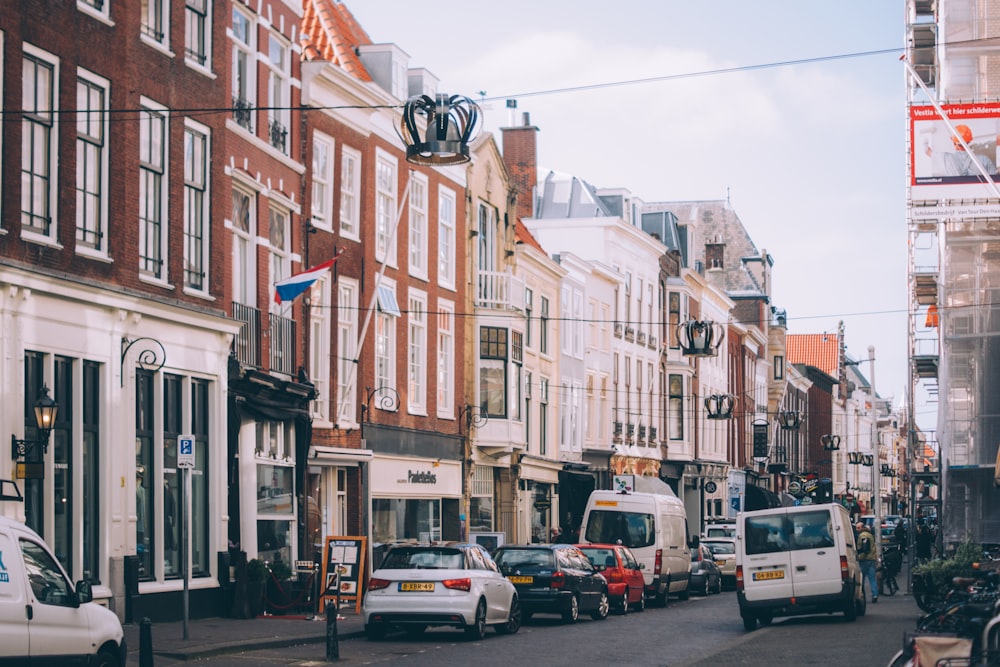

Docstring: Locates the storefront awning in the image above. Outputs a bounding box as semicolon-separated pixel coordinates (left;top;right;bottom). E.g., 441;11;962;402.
307;445;373;467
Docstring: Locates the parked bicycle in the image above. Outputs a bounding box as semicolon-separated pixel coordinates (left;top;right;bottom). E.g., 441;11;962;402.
880;542;903;597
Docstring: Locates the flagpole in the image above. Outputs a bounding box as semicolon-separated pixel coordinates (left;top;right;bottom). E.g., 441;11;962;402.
335;169;414;424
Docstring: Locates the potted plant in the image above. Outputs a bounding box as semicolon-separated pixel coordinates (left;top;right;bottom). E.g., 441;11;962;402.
246;558;269;618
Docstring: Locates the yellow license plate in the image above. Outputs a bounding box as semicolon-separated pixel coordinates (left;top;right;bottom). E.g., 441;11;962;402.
753;570;785;581
399;582;435;592
715;560;726;567
508;576;533;584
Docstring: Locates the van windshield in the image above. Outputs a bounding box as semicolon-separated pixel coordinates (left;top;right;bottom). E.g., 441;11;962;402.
744;510;835;555
584;510;655;549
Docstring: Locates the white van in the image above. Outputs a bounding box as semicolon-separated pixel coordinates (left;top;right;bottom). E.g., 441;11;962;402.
0;514;126;664
579;488;694;606
735;503;865;631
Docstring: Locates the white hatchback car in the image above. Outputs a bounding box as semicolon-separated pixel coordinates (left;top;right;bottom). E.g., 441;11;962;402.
363;543;521;640
702;537;737;589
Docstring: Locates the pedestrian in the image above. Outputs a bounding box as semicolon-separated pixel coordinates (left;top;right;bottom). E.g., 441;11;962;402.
893;519;908;553
916;520;934;562
856;521;879;603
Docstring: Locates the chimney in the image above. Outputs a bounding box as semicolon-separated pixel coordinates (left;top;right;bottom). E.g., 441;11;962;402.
501;110;539;223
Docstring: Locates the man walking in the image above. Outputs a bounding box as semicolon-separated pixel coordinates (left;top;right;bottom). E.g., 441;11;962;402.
856;521;879;603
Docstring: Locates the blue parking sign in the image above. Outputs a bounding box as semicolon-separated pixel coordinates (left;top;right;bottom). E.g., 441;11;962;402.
178;435;195;468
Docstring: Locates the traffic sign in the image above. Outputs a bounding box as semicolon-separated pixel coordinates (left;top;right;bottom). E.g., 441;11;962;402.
178;435;195;468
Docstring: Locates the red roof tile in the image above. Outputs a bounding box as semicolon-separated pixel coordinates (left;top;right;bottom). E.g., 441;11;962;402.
301;0;373;82
786;333;841;377
515;223;545;253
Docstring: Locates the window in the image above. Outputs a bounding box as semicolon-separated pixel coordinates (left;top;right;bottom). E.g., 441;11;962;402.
409;173;428;278
375;152;398;263
540;296;550;355
524;288;533;348
22;48;57;237
76;71;108;253
561;286;571;355
310;274;331;422
525;371;533;448
162;375;182;577
135;370;155;579
511;331;523;421
669;292;681;349
231;6;253;131
185;0;210;67
183;123;209;291
231;187;256;305
573;290;584;358
191;379;210;575
669;374;684;441
375;280;398;402
21;539;73;607
139;100;168;280
311;133;334;231
336;279;358;426
438;187;456;288
82;361;100;582
266;32;290;154
479;327;508;418
478;202;497;273
774;355;785;381
437;300;454;418
408;290;427;414
268;204;290;313
141;0;167;46
77;0;110;20
539;378;549;455
340;146;361;239
256;421;295;565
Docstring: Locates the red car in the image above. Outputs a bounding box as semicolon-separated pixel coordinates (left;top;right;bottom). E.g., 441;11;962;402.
577;543;646;614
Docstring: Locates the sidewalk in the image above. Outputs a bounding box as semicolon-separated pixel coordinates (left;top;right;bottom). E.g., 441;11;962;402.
123;607;366;662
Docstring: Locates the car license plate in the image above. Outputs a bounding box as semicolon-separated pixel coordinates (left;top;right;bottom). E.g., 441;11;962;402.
716;560;726;567
508;576;533;584
399;582;435;592
753;570;784;581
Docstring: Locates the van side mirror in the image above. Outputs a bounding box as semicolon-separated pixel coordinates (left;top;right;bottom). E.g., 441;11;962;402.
75;580;93;604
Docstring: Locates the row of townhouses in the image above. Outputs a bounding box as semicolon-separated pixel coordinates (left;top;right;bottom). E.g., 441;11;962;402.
0;0;908;622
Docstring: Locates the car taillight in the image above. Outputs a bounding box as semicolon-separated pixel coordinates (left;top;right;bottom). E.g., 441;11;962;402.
550;571;565;589
840;555;849;581
443;578;472;592
736;565;744;592
607;570;624;584
368;577;391;591
654;549;663;575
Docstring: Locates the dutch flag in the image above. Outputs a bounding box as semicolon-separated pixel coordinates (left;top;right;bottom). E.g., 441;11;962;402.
273;254;341;304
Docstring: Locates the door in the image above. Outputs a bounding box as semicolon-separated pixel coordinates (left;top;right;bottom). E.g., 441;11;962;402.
21;536;93;665
740;512;794;602
787;509;843;598
0;530;29;658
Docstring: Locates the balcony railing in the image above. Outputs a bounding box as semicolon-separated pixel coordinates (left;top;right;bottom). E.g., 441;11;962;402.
232;96;253;132
477;270;526;311
638;425;647;440
232;302;261;368
614;322;623;338
626;423;635;437
269;119;288;153
613;421;623;436
269;312;296;375
637;331;647;345
649;426;658;442
625;326;635;342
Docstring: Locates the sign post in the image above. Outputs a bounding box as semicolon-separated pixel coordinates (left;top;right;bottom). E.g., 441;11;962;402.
177;435;195;640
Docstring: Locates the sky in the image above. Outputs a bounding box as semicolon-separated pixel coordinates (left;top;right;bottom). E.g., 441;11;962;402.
347;2;917;422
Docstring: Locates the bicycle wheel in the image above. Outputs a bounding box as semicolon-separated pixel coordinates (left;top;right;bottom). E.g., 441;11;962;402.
886;575;898;596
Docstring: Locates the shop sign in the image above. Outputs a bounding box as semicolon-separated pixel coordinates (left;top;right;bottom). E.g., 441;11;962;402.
406;470;437;484
533;499;552;510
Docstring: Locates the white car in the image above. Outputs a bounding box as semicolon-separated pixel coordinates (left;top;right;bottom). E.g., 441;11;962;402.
363;543;521;640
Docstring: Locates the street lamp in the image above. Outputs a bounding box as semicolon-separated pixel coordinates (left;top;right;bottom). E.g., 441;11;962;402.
676;319;724;357
821;434;841;451
779;410;802;430
705;394;735;420
11;385;59;459
399;94;481;165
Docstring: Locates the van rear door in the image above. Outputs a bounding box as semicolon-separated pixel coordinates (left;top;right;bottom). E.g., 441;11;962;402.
0;529;29;657
740;512;793;601
786;508;842;598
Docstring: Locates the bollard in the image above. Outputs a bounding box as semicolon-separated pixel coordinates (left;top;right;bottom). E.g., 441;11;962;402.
139;617;154;667
325;601;340;661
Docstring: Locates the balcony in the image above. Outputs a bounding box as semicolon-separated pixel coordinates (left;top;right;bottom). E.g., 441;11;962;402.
626;423;635;437
232;97;253;132
269;119;288;153
269;312;297;375
648;335;658;350
625;326;635;342
637;331;647;345
614;322;623;338
649;426;658;443
477;271;525;311
638;425;647;440
232;302;261;368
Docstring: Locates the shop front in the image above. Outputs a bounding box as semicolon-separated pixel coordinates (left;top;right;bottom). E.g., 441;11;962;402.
517;455;563;543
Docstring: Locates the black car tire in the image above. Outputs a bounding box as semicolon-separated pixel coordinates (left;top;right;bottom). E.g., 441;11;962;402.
713;575;723;595
591;591;610;620
699;577;710;597
93;648;121;667
617;590;629;615
654;579;669;607
742;614;758;631
634;590;645;612
365;624;387;641
677;578;690;601
759;613;773;626
495;596;521;636
465;599;487;640
562;594;580;623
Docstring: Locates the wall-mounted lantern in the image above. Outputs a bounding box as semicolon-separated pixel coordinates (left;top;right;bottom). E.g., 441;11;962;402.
399;94;481;165
676;320;725;357
11;386;59;460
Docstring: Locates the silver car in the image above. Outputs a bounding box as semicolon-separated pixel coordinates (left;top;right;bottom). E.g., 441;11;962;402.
702;537;737;589
363;543;521;640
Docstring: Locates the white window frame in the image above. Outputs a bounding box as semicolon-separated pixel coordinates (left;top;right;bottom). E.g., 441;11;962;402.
374;277;398;405
77;0;111;22
230;184;257;307
140;0;170;50
438;186;456;289
573;289;585;359
265;31;290;155
408;172;428;279
139;97;169;283
268;203;291;315
184;0;212;71
75;68;109;257
339;145;361;240
561;285;572;355
337;278;359;427
21;44;59;243
407;288;428;415
437;299;455;419
310;274;332;424
230;5;255;133
311;132;335;232
183;120;210;294
375;150;398;265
